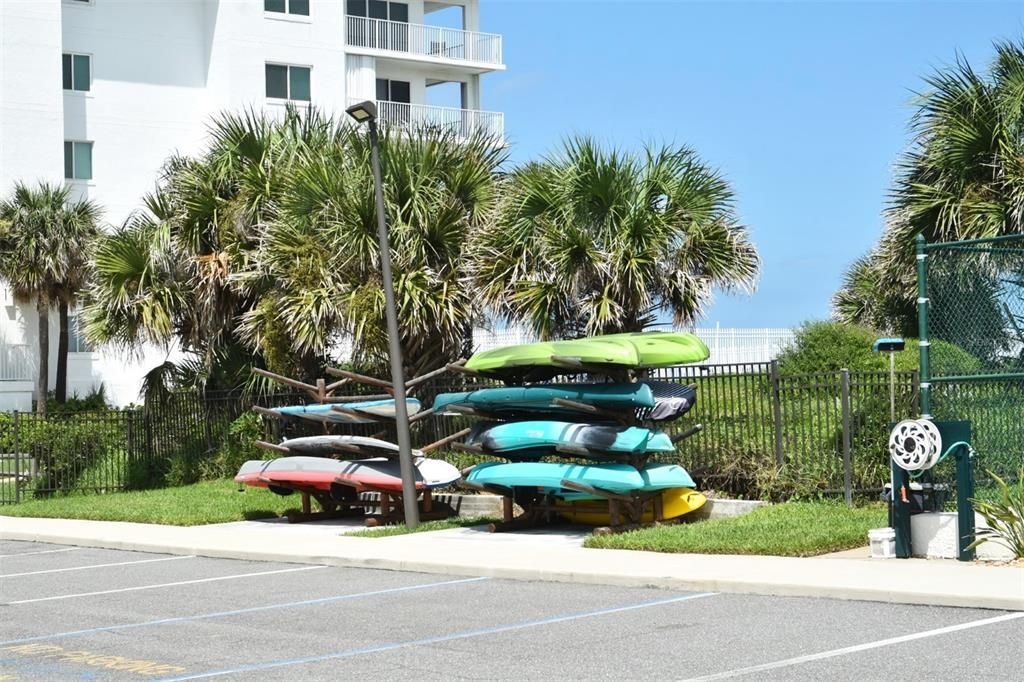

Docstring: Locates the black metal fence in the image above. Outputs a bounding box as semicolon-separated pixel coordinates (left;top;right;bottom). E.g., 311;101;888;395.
1;361;1018;505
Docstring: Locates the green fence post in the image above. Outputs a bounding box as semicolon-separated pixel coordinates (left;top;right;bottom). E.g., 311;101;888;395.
840;369;853;507
770;360;784;467
12;410;20;504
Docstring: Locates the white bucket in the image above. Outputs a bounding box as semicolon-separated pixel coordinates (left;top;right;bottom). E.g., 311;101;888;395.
868;527;896;559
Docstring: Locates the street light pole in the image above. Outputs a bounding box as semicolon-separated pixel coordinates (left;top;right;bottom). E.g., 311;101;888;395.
346;101;420;528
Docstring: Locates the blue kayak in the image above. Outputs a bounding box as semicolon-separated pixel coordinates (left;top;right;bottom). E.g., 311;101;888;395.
466;461;696;499
271;398;422;425
466;421;675;459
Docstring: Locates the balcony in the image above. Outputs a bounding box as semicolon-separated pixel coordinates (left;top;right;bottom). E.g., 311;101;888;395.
345;16;504;72
371;100;504;142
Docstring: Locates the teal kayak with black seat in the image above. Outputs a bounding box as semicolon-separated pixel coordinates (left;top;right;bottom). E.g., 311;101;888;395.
465;461;696;499
432;383;655;418
465;421;675;459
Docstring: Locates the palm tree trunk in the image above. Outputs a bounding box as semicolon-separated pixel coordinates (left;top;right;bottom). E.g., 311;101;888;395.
36;297;49;415
56;301;69;404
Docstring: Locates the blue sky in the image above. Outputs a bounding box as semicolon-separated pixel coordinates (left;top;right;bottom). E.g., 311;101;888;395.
476;0;1024;328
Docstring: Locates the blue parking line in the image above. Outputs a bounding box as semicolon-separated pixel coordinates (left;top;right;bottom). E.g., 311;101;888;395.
157;591;718;681
0;576;489;646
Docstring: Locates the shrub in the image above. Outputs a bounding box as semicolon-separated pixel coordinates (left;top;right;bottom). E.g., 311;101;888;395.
198;411;267;480
45;385;112;415
969;468;1024;559
778;320;980;375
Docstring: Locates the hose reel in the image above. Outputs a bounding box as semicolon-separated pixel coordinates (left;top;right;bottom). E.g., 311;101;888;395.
888;419;942;472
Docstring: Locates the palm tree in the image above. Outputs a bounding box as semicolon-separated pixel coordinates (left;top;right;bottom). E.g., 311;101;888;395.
239;124;507;377
836;39;1024;331
0;182;100;412
473;137;759;338
86;106;506;386
85;107;331;388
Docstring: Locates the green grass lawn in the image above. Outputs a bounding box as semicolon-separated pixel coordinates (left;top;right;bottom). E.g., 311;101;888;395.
0;480;299;526
348;516;499;538
584;502;886;557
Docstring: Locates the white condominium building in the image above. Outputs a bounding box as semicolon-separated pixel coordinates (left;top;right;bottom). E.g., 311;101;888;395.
0;0;505;407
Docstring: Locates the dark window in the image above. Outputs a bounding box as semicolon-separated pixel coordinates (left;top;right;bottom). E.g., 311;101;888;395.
289;66;311;101
64;141;92;180
347;0;366;16
62;54;73;90
62;53;90;91
265;64;288;99
64;141;74;179
265;0;308;16
389;80;410;103
376;78;410;103
368;0;388;19
389;2;408;22
267;64;310;101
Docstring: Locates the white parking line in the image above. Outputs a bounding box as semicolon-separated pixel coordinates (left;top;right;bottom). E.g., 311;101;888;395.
6;565;327;604
1;555;195;578
0;548;82;558
680;611;1024;681
158;591;718;680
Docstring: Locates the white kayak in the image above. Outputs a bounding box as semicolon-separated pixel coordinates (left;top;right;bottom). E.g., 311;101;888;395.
280;435;423;459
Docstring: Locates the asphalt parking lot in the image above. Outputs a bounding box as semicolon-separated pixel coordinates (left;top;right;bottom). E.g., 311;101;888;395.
1;539;1021;681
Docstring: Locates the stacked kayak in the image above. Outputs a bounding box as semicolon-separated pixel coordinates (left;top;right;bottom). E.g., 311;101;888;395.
236;456;460;494
237;394;459;502
444;331;710;526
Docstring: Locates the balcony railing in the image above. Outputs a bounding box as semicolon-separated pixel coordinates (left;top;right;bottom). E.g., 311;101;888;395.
345;16;503;67
371;100;504;141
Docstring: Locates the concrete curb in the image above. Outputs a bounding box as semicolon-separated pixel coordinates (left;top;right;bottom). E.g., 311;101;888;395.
3;516;1022;612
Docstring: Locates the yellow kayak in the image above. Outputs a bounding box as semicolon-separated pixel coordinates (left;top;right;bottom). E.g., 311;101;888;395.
556;487;706;525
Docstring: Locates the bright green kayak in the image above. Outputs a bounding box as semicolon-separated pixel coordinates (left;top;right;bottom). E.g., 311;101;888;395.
465;331;709;382
465;461;696;499
432;383;655;418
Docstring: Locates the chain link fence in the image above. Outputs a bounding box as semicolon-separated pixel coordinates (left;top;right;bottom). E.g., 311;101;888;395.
923;234;1024;485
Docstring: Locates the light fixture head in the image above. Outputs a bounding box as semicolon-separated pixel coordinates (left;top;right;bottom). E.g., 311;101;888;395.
346;100;377;123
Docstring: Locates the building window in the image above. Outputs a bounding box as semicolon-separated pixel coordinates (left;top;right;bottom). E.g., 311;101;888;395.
64;141;93;181
347;0;407;21
62;53;91;92
265;0;309;16
376;78;410;103
266;64;310;101
69;312;91;353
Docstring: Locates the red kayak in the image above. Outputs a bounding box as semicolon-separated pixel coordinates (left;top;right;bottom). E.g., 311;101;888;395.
235;456;460;494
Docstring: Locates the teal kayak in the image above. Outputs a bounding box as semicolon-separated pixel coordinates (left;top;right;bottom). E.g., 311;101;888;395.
466;461;695;499
432;383;655;418
465;331;709;382
435;381;697;423
271;398;422;425
466;421;675;459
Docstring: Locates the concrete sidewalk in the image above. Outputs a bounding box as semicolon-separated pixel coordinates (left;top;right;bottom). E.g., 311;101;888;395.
2;514;1021;611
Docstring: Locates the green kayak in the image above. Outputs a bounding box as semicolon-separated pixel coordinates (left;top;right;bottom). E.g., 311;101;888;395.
465;331;709;382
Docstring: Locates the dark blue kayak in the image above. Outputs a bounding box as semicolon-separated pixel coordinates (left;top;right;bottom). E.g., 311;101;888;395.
435;381;696;423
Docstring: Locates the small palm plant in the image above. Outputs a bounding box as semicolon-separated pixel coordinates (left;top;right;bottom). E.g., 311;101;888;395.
968;468;1024;559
